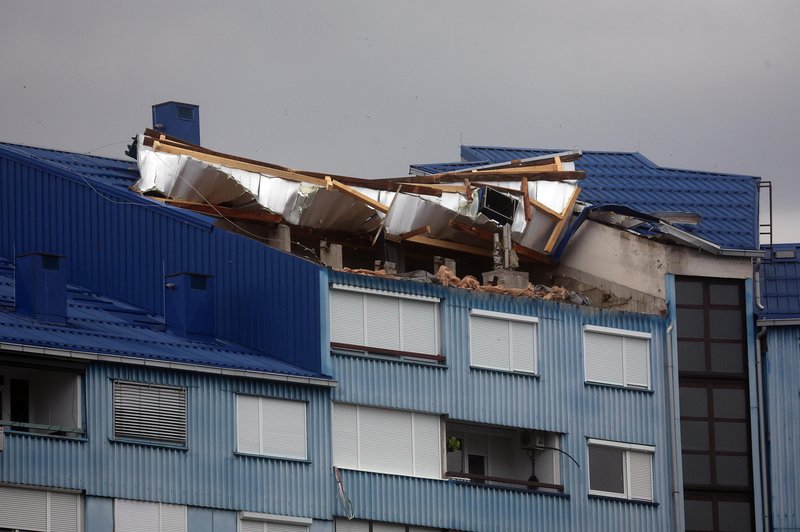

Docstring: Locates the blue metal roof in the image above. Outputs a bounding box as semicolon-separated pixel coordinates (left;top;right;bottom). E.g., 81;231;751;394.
759;244;800;320
0;256;321;379
412;146;761;250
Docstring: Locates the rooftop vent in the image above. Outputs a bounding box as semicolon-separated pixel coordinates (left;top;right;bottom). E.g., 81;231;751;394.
15;252;67;325
164;272;214;340
152;101;200;145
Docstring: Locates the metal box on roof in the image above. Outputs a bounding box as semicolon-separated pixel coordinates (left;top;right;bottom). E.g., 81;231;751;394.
152;101;200;145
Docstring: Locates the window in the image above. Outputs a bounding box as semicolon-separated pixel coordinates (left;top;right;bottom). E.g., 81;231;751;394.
239;512;311;532
236;395;307;460
112;381;187;446
587;439;654;501
114;499;186;532
470;309;537;374
176;105;194;120
335;518;442;532
583;325;650;389
330;286;440;362
332;403;441;478
0;485;81;532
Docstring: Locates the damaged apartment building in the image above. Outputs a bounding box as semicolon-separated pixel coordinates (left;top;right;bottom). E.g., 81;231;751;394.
0;101;791;532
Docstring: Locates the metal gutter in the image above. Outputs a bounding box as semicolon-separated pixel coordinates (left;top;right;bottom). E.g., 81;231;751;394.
755;326;769;532
0;342;337;388
756;318;800;327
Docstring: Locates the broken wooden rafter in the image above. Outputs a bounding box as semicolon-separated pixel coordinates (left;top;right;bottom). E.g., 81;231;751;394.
543;186;582;253
448;220;551;264
328;180;389;214
384;225;431;243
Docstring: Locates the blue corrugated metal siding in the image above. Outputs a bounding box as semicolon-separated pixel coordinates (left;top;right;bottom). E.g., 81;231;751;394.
763;326;800;530
411;146;760;251
329;272;674;532
0;147;324;374
0;362;333;518
760;244;800;319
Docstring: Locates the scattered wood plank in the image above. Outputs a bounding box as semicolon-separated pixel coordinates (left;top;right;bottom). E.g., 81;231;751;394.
521;177;532;221
544;186;581;253
405;235;492;256
385;225;432;242
328;180;389;214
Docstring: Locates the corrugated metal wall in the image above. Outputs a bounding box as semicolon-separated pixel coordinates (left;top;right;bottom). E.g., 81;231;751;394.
328;271;674;532
0;362;333;519
764;326;800;530
0;155;323;373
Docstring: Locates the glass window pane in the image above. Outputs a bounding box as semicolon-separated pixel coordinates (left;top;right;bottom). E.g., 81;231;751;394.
709;284;741;306
681;421;709;451
709;310;742;340
716;455;750;486
715;422;749;452
682;454;711;485
680;387;708;417
589;447;625;494
677;309;705;339
676;280;705;305
718;501;753;532
711;342;745;374
713;388;747;419
684;499;714;531
678;341;707;372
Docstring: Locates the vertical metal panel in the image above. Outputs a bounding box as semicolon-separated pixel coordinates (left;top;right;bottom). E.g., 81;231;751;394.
0;363;332;519
328;271;673;531
0;154;323;374
764;325;800;530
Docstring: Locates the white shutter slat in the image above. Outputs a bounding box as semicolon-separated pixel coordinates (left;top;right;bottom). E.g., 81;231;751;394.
237;395;261;454
628;451;653;501
49;491;80;532
584;332;624;385
260;398;307;460
159;503;186;532
266;523;309;532
330;290;365;346
412;413;442;479
332;403;359;468
115;500;159;532
510;321;536;373
364;295;400;350
372;524;406;532
400;299;437;355
625;337;650;388
334;518;370;532
0;485;48;531
359;406;413;476
471;315;510;370
239;520;264;532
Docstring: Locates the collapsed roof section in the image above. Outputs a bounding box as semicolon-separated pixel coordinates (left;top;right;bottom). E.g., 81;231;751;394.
132;130;585;263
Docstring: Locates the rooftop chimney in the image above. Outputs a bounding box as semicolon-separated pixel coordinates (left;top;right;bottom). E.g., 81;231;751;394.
152;101;200;145
15;252;67;324
164;272;215;340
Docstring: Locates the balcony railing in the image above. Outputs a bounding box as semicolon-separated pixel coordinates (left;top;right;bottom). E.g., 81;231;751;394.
445;471;564;492
331;342;445;363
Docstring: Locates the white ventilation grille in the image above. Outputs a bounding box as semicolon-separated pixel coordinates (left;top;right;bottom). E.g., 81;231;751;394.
113;381;187;445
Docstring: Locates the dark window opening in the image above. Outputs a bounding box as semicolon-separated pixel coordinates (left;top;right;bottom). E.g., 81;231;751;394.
176;106;194;120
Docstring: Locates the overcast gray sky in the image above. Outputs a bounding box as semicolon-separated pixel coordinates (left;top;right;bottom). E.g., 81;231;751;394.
2;1;798;242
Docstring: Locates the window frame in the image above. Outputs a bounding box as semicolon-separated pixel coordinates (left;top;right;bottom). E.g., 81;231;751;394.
469;309;539;375
587;438;655;502
111;380;188;447
235;394;309;461
583;325;652;390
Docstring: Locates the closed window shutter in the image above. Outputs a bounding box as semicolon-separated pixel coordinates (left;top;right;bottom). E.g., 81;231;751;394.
159;503;186;532
413;413;442;478
0;485;48;531
628;451;653;501
471;315;510;370
330;290;364;345
266;523;310;532
624;337;649;388
237;395;261;454
372;524;406;532
400;299;437;355
115;500;159;532
49;491;80;532
240;520;264;532
364;295;401;350
584;332;624;385
359;406;413;475
334;519;370;532
510;321;536;373
113;381;187;445
332;403;359;468
260;397;307;460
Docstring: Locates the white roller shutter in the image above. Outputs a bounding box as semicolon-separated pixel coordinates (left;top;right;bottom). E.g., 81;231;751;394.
0;485;48;531
471;315;510;370
330;290;364;345
159;503;186;532
584;332;624;385
413;413;442;478
261;398;307;460
624;337;650;388
237;395;261;454
510;321;536;373
628;451;653;501
364;296;401;350
335;519;370;532
113;381;187;445
115;499;159;532
49;491;80;532
401;299;438;355
359;407;413;475
240;520;264;532
372;524;405;532
332;403;359;468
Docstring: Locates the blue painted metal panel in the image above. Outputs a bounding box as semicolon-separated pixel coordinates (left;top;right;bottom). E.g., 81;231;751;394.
0;145;325;374
759;244;800;319
84;496;114;532
0;363;333;519
328;271;675;531
763;325;800;531
152;102;201;145
411;146;760;251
